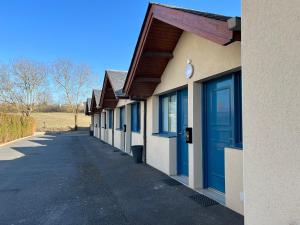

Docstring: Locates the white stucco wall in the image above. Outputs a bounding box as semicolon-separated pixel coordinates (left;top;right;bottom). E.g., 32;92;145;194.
147;135;177;175
131;132;143;146
145;31;242;212
243;1;300;224
107;128;113;145
152;32;241;95
112;99;144;152
93;114;99;138
114;100;129;151
114;129;121;150
225;148;244;215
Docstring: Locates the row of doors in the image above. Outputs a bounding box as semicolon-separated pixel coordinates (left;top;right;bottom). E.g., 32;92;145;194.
176;72;241;193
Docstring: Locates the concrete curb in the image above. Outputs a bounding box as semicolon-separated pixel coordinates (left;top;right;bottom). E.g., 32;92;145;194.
0;132;45;147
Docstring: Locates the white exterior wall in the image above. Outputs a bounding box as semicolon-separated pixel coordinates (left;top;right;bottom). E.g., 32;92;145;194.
107;128;113;145
93;114;100;138
113;99;144;153
243;1;300;224
100;111;108;142
225;148;244;215
146;31;242;213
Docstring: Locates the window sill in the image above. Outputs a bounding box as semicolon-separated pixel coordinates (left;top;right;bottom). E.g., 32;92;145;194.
152;133;177;138
115;128;123;131
132;131;141;134
226;145;243;150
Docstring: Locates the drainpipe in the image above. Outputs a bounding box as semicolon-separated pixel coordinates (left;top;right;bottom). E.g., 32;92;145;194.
99;112;102;140
143;100;147;164
112;110;114;147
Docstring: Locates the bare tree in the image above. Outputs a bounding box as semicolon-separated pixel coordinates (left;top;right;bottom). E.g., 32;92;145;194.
0;59;47;116
52;59;91;130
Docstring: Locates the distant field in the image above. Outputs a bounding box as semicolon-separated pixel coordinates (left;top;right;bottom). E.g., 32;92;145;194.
31;112;91;132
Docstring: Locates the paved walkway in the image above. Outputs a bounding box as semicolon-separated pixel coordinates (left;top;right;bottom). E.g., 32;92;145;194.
0;132;244;225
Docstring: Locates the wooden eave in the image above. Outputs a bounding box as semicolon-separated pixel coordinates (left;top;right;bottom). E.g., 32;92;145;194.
91;91;102;114
99;72;119;109
123;4;241;99
84;102;90;116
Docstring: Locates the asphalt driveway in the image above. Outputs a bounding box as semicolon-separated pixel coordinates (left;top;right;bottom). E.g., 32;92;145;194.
0;132;244;225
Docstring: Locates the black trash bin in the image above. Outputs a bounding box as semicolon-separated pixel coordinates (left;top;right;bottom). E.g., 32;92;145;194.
131;145;143;163
89;130;93;136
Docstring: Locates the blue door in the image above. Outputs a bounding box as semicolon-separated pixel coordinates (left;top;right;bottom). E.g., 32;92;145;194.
177;88;189;176
203;75;235;193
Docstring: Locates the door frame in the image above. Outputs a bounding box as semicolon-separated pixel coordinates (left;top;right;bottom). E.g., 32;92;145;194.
202;72;242;190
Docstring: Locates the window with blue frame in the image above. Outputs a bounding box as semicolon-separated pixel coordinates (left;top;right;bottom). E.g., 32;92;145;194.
119;106;125;129
131;102;140;132
108;110;113;129
160;92;177;133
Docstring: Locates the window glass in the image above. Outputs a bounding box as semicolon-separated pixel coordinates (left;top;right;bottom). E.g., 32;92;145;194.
101;112;106;128
162;97;168;132
169;95;177;132
108;110;113;129
160;93;177;133
131;102;140;132
119;107;125;129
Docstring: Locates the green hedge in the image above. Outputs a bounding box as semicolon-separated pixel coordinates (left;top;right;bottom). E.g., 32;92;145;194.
0;113;36;144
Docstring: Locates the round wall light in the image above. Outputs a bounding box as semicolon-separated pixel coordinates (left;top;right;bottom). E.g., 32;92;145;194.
185;59;194;79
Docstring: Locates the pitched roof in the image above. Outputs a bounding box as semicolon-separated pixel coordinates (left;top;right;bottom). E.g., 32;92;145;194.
99;70;128;109
87;98;92;111
84;98;92;115
152;3;232;22
123;3;241;98
106;70;127;97
92;89;102;106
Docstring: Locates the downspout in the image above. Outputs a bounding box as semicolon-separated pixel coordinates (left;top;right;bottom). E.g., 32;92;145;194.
99;112;102;140
112;110;114;147
143;100;147;164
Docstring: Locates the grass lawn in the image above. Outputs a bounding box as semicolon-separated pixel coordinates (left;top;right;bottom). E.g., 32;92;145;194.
31;112;91;132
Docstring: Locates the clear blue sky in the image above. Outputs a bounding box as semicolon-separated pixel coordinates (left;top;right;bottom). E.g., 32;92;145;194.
0;0;240;102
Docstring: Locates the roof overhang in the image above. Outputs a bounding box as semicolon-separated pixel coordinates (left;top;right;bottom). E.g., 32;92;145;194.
85;98;92;115
123;3;241;99
91;90;102;114
99;71;119;109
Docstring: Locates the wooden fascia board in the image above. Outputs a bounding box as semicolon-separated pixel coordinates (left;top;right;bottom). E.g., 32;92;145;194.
124;6;155;95
99;73;107;109
152;5;233;45
124;3;236;96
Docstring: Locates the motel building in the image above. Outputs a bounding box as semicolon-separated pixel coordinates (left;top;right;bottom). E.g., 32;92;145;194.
84;98;94;135
98;70;145;155
122;3;243;214
90;89;102;139
86;2;300;224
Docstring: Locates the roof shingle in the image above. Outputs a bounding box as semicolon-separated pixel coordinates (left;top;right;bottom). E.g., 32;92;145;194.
106;70;127;97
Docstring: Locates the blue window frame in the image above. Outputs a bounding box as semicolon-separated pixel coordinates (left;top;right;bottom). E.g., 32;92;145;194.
119;106;125;129
159;92;177;134
233;72;243;148
131;102;140;132
108;110;113;129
